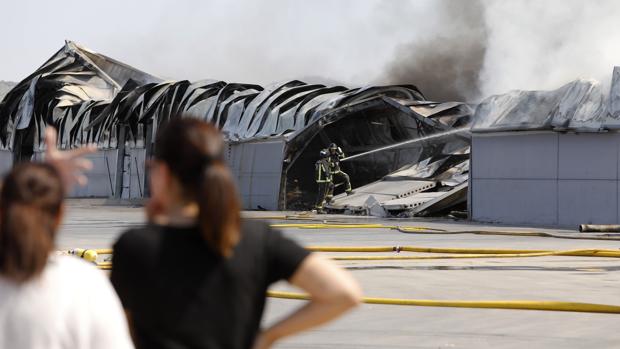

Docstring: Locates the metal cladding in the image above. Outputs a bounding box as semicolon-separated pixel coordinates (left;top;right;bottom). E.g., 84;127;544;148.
472;72;620;133
280;95;472;211
322;107;471;216
0;41;472;214
0;41;423;151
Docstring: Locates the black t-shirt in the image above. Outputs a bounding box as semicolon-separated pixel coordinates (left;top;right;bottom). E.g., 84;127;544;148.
110;220;309;349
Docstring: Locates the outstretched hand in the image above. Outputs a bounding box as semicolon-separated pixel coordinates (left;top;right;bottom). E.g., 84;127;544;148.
44;127;96;190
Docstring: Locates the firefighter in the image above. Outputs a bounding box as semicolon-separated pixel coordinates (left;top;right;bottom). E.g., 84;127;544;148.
326;143;354;196
313;149;333;213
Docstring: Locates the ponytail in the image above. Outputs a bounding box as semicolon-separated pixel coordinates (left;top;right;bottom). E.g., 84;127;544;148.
0;163;63;283
155;116;243;257
198;161;241;257
0;205;56;282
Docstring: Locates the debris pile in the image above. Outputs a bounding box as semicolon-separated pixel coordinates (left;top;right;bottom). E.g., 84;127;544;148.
325;104;470;216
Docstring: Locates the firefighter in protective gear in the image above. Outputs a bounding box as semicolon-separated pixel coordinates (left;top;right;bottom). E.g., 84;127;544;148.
314;149;334;212
326;143;354;197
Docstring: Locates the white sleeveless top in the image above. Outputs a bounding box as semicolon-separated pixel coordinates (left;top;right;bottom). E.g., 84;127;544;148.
0;255;134;349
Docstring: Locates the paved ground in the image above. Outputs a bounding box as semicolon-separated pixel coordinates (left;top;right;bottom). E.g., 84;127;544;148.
59;200;620;348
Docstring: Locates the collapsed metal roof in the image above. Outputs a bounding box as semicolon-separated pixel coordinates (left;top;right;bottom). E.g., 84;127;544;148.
0;81;16;102
0;41;425;150
0;41;472;214
323;104;470;216
472;67;620;133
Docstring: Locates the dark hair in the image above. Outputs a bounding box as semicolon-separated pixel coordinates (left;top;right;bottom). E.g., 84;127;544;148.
0;163;64;283
155;117;241;257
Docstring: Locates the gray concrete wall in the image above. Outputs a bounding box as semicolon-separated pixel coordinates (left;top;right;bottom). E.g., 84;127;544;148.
1;140;284;210
226;139;285;210
471;131;620;227
121;148;146;199
0;150;12;176
30;150;118;198
69;150;118;198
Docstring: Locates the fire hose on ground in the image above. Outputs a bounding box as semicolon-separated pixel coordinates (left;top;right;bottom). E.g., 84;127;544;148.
65;246;620;315
86;257;620;314
92;249;620;264
64;219;620;315
268;223;620;241
266;291;620;315
326;249;620;260
397;226;620;241
76;246;620;262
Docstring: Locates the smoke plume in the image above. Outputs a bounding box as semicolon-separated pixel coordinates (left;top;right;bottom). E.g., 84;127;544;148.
479;0;620;98
379;0;487;102
379;0;620;102
3;0;620;102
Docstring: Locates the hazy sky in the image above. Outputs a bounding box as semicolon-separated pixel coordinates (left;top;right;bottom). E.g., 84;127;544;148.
0;0;434;86
1;0;620;101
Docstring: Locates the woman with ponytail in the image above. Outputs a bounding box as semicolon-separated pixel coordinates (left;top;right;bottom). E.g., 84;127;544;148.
111;117;361;349
0;129;134;349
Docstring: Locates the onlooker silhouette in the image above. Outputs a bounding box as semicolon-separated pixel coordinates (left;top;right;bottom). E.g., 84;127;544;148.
111;117;361;349
0;158;134;348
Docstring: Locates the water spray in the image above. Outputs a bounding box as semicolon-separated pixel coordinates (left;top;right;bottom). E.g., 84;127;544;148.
341;127;471;162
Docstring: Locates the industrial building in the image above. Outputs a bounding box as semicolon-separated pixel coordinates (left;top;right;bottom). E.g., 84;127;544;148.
4;41;620;227
0;41;469;214
470;72;620;227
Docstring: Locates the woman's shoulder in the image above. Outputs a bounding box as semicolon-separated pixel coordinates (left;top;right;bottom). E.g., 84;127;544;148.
49;254;97;272
45;255;109;286
115;224;165;251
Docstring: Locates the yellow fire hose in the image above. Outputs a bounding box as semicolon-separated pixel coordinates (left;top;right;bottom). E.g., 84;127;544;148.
89;246;620;314
397;226;620;241
244;214;317;221
267;223;620;241
89;263;620;314
270;223;398;229
270;223;439;231
66;248;99;262
69;220;620;315
266;291;620;314
83;246;620;260
305;246;620;258
93;248;620;269
329;249;620;260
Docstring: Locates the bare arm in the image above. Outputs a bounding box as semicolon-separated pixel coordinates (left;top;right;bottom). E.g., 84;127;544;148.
253;254;362;349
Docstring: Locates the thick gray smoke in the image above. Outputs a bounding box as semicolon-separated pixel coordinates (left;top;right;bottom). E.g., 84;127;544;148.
379;0;620;102
379;0;487;102
480;0;620;98
98;0;426;87
3;0;620;102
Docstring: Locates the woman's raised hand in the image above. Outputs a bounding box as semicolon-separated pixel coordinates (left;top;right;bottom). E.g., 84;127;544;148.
44;127;96;191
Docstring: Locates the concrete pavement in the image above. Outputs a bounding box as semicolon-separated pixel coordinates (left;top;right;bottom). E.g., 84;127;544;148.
58;200;620;348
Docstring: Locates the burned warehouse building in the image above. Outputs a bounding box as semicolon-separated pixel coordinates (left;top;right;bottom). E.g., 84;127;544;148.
5;41;620;225
0;41;471;216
